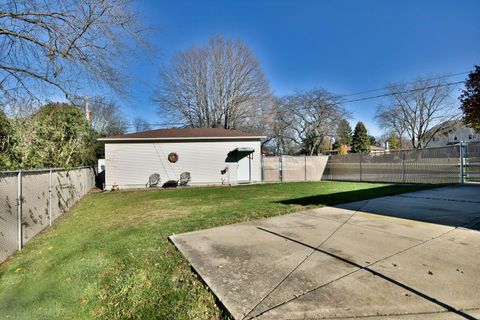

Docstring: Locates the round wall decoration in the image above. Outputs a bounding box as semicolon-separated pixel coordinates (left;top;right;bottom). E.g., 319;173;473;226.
168;152;179;163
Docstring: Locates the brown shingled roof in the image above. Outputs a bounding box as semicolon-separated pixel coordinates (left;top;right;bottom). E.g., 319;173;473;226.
101;127;264;140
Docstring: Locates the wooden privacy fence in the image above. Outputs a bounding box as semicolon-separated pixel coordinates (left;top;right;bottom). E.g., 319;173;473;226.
0;167;95;264
262;155;329;182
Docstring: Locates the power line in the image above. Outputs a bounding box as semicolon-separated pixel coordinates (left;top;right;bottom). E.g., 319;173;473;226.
338;80;465;105
336;71;469;99
282;80;465;113
127;121;184;128
128;77;467;128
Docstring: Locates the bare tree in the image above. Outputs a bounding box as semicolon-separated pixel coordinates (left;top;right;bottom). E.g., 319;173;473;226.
154;35;271;130
376;78;460;149
279;89;350;155
375;104;407;148
0;0;149;105
88;97;129;135
261;99;297;155
132;116;151;132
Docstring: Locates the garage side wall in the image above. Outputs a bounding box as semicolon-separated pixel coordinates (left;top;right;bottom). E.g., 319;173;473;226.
105;140;262;188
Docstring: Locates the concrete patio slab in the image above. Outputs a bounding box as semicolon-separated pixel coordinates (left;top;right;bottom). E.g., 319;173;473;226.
300;206;455;241
338;196;480;228
337;185;480;230
169;185;480;319
395;184;480;203
301;205;365;223
170;223;313;319
251;212;344;247
346;211;454;241
370;228;480;311
253;269;445;319
264;309;480;320
243;250;358;318
318;222;422;266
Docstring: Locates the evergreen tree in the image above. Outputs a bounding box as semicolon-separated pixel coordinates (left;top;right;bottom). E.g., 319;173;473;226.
351;122;370;153
387;133;401;150
0;110;17;169
32;103;97;168
12;103;97;169
460;65;480;131
333;119;352;149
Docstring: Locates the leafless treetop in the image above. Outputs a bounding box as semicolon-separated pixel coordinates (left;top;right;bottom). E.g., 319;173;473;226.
376;78;460;148
0;0;149;105
154;35;271;130
279;89;350;155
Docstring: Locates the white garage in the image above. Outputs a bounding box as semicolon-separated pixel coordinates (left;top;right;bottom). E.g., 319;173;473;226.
99;128;265;189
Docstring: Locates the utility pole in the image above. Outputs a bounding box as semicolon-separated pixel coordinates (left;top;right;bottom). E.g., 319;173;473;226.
84;96;92;122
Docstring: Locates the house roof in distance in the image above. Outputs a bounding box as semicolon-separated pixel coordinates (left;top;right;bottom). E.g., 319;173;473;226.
98;127;266;141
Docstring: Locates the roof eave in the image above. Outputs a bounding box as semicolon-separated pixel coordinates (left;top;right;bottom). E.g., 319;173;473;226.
98;136;267;142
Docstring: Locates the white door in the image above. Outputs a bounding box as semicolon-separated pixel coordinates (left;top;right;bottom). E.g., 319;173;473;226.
237;156;251;182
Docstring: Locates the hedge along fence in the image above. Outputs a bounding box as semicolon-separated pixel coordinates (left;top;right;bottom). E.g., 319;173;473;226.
0;167;95;264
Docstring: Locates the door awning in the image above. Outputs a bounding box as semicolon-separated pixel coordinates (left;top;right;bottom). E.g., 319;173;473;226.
227;147;254;162
231;147;254;153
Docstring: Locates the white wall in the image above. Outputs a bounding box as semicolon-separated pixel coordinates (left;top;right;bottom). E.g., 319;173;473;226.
104;140;262;188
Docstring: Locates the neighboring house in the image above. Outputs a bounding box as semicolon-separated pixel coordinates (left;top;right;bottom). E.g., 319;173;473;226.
330;145;388;154
370;145;388;154
425;120;480;148
98;128;265;189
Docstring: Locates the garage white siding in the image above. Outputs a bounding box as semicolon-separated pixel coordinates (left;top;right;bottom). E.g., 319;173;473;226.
105;140;262;188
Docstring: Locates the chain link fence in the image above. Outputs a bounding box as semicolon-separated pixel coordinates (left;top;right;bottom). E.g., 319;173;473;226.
466;141;480;182
0;167;95;263
322;145;463;184
262;156;329;182
260;144;480;185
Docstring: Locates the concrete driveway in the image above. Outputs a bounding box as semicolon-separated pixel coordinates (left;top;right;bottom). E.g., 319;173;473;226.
169;185;480;319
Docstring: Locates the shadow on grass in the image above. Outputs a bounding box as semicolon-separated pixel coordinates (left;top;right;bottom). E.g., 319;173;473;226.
277;184;433;207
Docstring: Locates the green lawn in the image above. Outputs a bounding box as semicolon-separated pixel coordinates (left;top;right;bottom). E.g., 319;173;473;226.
0;181;434;320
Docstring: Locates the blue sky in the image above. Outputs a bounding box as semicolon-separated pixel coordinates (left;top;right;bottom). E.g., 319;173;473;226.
119;0;480;135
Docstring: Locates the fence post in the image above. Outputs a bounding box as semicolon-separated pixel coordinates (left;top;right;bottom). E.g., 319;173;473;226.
359;154;363;182
92;167;96;189
460;142;465;184
48;170;52;226
68;170;72;207
260;155;264;182
17;170;23;251
304;155;307;181
329;155;333;181
402;151;406;183
77;168;81;201
279;155;283;182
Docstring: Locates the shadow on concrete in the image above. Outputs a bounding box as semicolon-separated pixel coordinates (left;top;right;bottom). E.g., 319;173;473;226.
278;184;480;231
